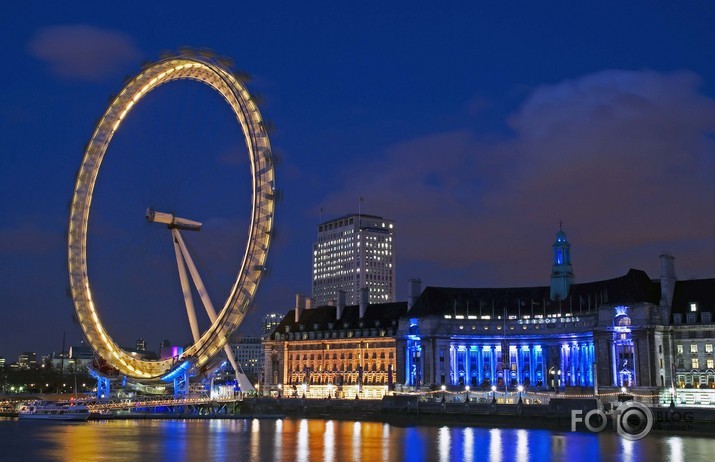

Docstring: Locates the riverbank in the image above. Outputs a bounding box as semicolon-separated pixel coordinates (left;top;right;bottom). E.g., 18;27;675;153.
237;396;715;436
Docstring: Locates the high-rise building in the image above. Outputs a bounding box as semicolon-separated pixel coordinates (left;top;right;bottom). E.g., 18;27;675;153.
312;214;396;306
136;338;146;351
262;313;283;338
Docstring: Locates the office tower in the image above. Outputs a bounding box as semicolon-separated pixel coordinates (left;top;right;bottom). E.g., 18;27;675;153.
312;214;395;306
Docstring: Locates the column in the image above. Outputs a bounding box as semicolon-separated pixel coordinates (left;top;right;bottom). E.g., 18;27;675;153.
465;347;471;386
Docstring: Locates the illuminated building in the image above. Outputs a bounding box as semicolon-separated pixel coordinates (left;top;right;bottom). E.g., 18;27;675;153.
262;313;284;339
230;337;264;382
263;288;405;398
312;214;396;307
18;352;37;369
270;226;714;400
397;230;714;394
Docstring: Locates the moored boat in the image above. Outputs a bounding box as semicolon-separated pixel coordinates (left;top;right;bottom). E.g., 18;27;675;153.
18;401;90;421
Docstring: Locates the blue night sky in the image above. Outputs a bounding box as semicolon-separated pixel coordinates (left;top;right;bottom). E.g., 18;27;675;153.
1;2;714;359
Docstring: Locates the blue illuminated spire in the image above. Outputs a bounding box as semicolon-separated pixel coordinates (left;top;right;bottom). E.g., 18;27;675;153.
550;222;574;301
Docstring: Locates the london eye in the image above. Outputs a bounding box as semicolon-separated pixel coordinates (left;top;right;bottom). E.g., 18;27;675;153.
67;52;276;382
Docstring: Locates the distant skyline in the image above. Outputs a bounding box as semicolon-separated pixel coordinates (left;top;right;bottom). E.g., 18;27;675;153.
1;2;714;360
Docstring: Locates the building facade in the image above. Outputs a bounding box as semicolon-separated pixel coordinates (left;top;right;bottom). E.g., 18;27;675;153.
263;288;405;398
230;337;264;382
312;214;396;306
395;230;714;397
262;313;284;339
269;227;714;403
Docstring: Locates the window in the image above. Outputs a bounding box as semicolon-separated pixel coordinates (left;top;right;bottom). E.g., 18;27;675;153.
686;314;696;324
677;344;683;355
690;303;698;312
708;359;714;369
691;344;698;354
692;358;699;369
703;313;712;324
706;344;713;354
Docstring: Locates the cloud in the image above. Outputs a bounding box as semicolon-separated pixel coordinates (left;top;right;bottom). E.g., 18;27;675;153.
0;223;63;256
28;25;140;81
321;69;715;287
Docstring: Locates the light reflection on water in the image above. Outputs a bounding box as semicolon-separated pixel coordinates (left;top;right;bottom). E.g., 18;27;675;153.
0;417;712;462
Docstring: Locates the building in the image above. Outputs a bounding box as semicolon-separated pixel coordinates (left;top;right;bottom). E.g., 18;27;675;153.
263;287;405;398
269;226;715;404
136;339;146;351
396;229;715;401
669;276;715;390
18;352;37;369
262;313;284;339
312;214;396;307
230;337;264;383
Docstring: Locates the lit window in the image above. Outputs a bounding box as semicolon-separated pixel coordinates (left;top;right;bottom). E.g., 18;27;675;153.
691;344;698;354
692;358;699;369
677;344;683;354
706;344;713;354
690;303;698;312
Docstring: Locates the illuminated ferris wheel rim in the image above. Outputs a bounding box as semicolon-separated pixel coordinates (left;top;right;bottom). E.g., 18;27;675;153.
67;53;276;380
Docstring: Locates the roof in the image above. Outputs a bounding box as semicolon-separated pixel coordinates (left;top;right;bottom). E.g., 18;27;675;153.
408;268;660;317
671;278;715;314
269;301;408;336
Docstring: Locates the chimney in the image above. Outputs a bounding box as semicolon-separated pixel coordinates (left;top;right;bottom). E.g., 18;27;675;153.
305;297;313;310
336;290;346;320
659;254;676;321
295;293;306;323
359;287;369;319
408;278;422;311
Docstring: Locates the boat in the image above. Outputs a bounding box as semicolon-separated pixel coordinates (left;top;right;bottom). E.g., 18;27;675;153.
18;400;90;421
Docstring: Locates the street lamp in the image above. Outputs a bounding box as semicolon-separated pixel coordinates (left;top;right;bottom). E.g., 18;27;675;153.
327;383;334;399
491;385;497;403
517;384;524;404
301;383;307;399
669;386;676;409
278;383;282;398
465;385;470;403
441;384;446;403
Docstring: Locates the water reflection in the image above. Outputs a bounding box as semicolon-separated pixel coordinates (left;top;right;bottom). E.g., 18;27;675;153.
1;417;712;461
463;427;474;462
489;428;502;462
297;418;309;462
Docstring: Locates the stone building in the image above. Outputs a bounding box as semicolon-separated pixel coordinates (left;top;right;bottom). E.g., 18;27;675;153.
263;290;405;398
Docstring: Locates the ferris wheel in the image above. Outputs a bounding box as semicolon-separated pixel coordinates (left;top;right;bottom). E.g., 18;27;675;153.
68;52;276;381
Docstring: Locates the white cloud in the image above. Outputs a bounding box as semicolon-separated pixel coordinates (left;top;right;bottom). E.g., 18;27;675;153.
28;25;140;81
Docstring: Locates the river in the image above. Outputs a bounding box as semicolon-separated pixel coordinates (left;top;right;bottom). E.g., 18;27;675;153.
0;417;712;461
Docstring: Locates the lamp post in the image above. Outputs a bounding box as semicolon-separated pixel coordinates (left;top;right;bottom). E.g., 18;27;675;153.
441;384;446;403
301;383;307;399
669;387;676;409
277;383;282;398
491;385;497;403
465;385;470;403
517;384;524;404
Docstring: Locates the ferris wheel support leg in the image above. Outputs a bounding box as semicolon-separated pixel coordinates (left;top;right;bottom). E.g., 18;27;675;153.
172;229;201;343
174;229;241;379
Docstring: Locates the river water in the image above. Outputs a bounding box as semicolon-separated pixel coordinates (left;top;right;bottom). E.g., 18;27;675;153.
0;417;712;461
